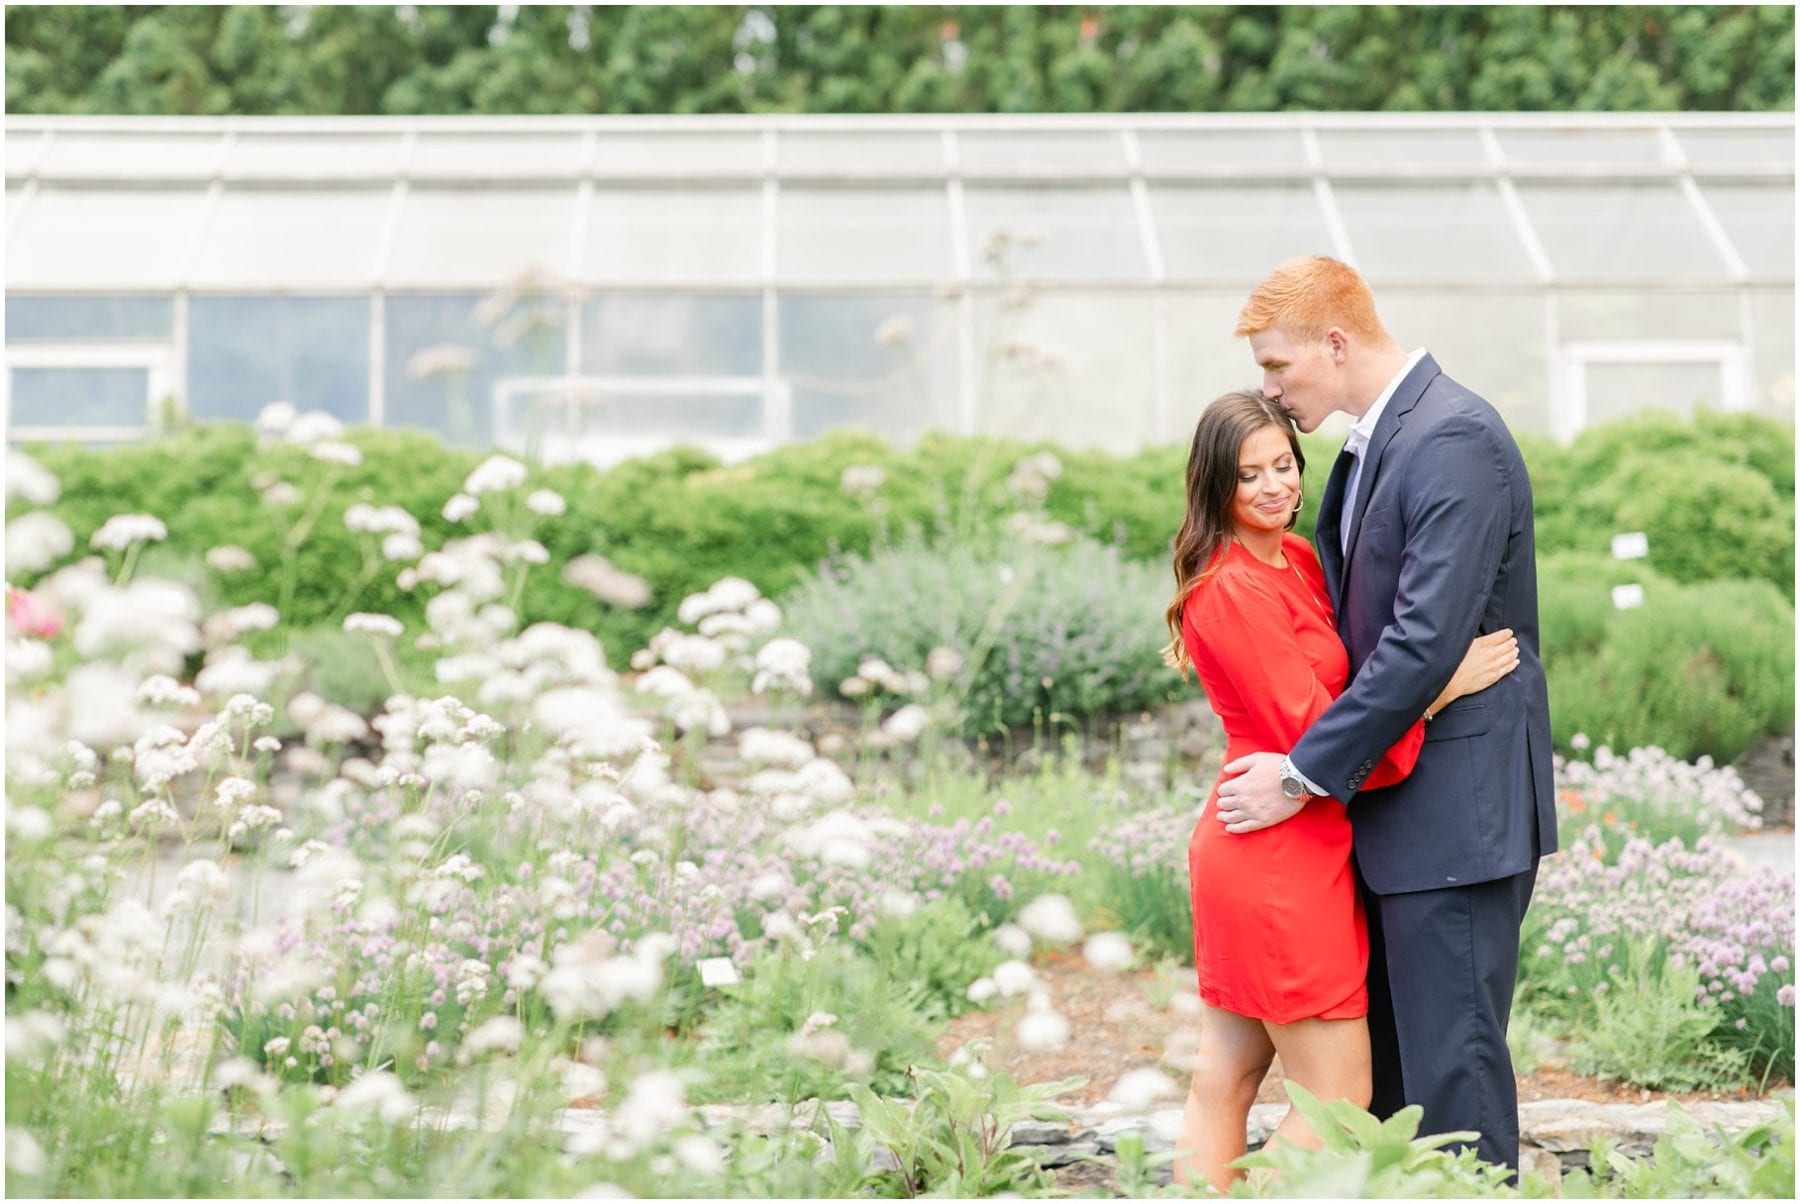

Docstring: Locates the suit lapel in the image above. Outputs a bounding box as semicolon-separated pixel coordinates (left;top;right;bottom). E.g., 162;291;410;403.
1340;353;1442;566
1314;448;1354;613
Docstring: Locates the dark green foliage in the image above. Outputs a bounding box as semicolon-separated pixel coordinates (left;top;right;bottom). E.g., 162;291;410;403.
1531;410;1796;599
7;6;1792;116
1543;560;1794;761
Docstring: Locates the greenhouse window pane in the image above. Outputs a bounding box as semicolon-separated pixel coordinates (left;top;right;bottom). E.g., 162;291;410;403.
227;133;404;181
388;187;578;288
778;133;944;175
1372;292;1550;434
188;296;369;423
1515;183;1728;283
497;384;768;467
1152;183;1331;282
386;294;569;449
1677;128;1796;173
1750;290;1794;418
1558;290;1742;342
582;295;762;377
780;293;961;441
957;132;1127;174
777;186;953;282
964;185;1146;281
1334;183;1534;283
1317;129;1489;171
189;188;390;288
38;133;223;179
1137;130;1310;172
409;134;586;180
7;186;208;289
6;295;173;342
971;292;1156;452
8;368;148;428
1496;128;1667;167
583;188;762;285
590;134;763;176
1584;361;1725;427
1698;182;1795;283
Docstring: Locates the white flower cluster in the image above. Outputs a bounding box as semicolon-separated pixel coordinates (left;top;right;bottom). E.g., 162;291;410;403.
562;554;652;610
1003;511;1075;548
464;454;529;497
840;464;886;497
6;511;74;575
255;401;361;465
1005;451;1064;504
751;637;813;697
538;931;673;1022
345;504;424;562
89;514;168;553
838;656;927;701
6;449;61;505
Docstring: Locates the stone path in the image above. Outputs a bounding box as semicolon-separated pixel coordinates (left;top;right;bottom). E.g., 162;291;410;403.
206;1088;1790;1193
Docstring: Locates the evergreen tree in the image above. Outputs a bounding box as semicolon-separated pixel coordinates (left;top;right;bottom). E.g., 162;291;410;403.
3;4;1791;116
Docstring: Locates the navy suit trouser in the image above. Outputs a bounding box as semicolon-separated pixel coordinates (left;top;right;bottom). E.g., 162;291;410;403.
1361;862;1539;1172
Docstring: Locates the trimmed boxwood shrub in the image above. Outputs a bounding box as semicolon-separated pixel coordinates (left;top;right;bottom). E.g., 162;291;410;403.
1539;553;1794;761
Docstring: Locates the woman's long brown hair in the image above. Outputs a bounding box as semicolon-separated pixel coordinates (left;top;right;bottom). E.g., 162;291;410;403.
1162;390;1307;677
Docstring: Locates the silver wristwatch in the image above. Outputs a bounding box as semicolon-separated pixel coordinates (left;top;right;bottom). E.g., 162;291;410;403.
1277;757;1311;801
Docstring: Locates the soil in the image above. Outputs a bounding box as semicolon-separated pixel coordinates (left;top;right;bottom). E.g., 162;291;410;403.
935;950;1782;1112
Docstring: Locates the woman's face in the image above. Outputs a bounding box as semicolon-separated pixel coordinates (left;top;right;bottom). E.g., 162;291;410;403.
1229;423;1302;538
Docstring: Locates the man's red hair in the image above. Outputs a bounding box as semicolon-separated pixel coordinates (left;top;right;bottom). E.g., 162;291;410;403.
1235;255;1391;344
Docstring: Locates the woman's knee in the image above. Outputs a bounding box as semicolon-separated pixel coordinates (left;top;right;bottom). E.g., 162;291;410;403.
1190;1048;1271;1104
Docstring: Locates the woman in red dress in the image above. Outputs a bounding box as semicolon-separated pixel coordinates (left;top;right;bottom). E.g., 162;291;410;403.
1161;391;1518;1191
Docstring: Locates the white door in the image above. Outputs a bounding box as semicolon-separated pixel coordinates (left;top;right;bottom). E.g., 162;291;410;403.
1556;339;1748;443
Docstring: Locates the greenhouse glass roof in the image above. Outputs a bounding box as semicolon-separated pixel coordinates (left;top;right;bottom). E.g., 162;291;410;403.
7;112;1791;292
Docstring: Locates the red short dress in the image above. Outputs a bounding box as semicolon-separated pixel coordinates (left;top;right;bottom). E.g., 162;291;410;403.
1182;533;1424;1024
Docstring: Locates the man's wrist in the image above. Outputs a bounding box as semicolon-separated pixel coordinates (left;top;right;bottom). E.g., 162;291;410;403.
1279;755;1329;800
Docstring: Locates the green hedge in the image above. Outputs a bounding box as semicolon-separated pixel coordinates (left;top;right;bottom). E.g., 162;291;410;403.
13;409;1794;756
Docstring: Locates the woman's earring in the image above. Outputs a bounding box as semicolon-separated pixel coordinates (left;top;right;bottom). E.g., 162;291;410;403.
1287;491;1304;530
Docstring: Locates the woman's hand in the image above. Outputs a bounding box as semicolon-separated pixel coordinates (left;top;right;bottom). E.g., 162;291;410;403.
1429;628;1519;720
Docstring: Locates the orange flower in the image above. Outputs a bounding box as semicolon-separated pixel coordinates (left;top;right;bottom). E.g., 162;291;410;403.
1568;798;1587;815
1603;810;1617;825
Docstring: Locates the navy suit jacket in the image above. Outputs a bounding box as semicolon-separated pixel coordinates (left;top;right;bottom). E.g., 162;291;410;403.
1291;354;1558;895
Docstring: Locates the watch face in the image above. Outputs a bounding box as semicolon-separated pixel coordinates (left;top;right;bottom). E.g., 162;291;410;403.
1280;774;1305;799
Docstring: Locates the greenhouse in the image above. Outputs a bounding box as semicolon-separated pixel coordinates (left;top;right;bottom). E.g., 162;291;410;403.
4;111;1793;460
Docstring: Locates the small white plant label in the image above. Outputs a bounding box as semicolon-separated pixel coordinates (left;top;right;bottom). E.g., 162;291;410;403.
1611;532;1650;560
697;957;740;987
1611;583;1645;610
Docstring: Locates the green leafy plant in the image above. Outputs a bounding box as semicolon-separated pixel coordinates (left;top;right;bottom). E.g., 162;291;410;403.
1227;1081;1520;1198
860;895;1005;1022
693;945;939;1105
1569;940;1753;1093
848;1057;1084;1198
1560;1098;1796;1199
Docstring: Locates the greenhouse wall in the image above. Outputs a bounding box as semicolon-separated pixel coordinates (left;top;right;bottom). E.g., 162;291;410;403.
5;113;1792;459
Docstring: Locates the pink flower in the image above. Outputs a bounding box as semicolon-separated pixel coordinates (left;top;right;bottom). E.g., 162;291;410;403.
6;587;62;638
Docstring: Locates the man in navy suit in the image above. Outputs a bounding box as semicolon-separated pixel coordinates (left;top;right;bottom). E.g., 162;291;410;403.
1211;255;1557;1172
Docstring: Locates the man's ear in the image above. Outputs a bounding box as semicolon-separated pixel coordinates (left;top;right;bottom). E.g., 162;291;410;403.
1325;327;1350;364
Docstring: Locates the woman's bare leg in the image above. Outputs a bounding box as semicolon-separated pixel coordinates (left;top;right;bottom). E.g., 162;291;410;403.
1173;1001;1277;1192
1262;1015;1372;1150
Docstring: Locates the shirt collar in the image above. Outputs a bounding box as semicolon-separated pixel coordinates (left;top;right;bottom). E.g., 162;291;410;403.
1345;347;1427;455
